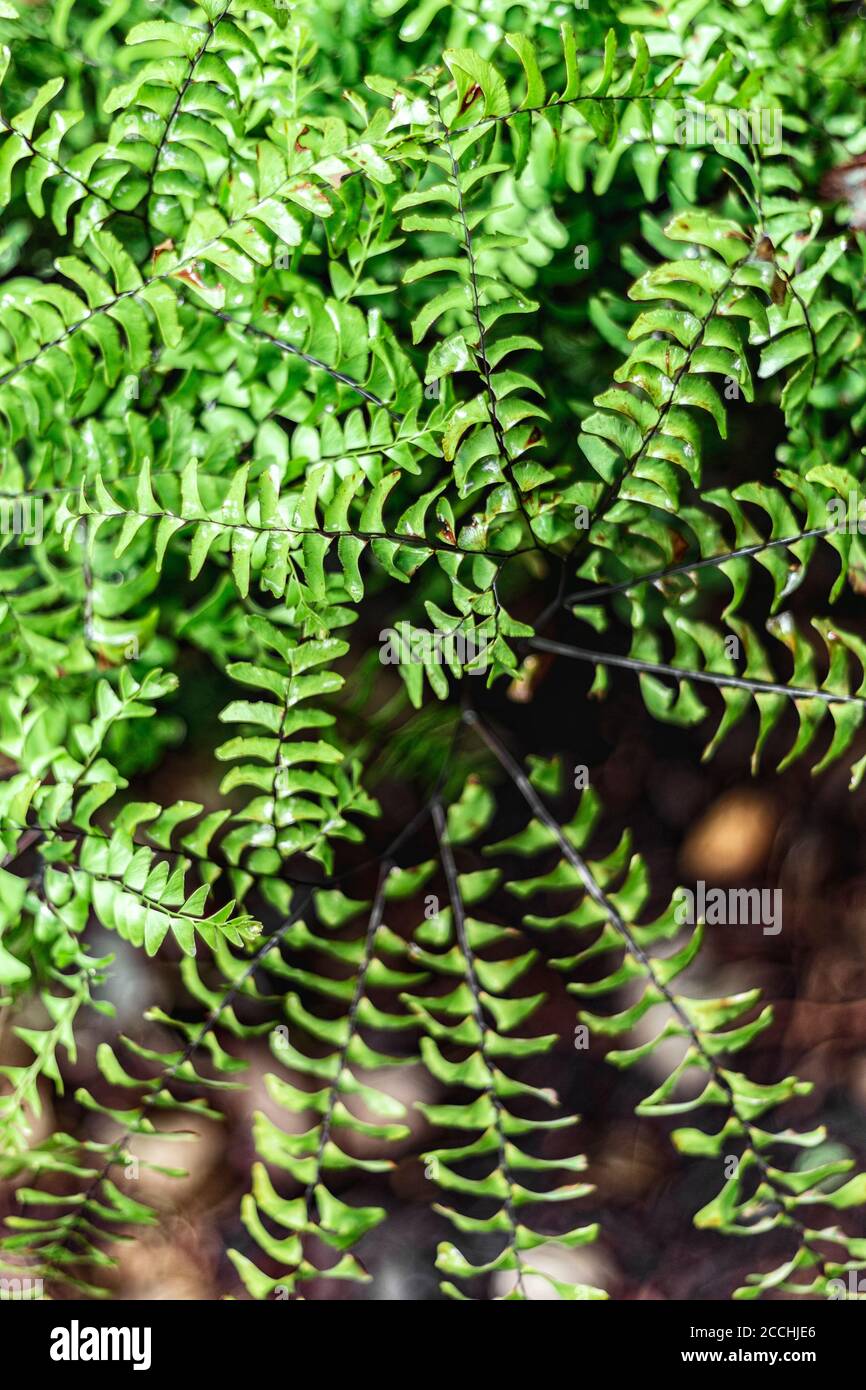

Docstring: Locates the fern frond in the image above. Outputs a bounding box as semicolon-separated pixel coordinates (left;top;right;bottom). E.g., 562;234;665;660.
468;715;866;1299
229;870;423;1298
533;611;866;780
566;475;855;615
409;789;603;1301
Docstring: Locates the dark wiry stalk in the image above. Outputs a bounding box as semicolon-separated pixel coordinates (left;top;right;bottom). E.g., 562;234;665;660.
529;635;866;708
563;525;838;606
83;500;537;560
578;260;743;547
431;96;541;551
432;799;528;1299
143;4;233;219
0;114;147;223
211;310;396;415
300;860;392;1225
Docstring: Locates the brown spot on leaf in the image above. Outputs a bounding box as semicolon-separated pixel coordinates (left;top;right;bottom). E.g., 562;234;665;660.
174;265;207;291
670;530;689;562
151;238;175;267
770;273;788;305
457;84;482;116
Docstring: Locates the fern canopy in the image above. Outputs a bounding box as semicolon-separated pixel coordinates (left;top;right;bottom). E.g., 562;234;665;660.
1;0;866;1303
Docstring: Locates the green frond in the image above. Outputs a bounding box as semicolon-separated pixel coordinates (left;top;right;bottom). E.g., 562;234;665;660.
229;871;423;1298
534;610;866;781
469;726;866;1300
407;786;604;1301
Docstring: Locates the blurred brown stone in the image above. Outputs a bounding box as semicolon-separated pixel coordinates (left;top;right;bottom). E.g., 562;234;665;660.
680;788;780;881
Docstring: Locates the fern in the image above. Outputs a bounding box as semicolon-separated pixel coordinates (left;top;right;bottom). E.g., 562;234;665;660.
2;0;866;1306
